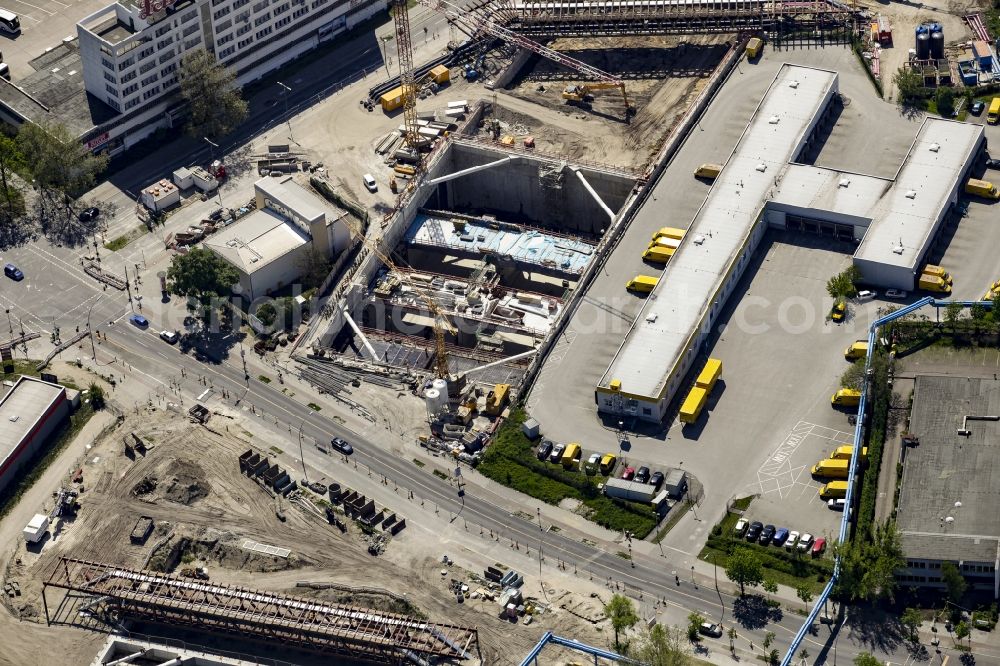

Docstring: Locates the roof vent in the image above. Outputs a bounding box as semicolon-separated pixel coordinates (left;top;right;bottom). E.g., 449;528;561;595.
892;244;904;255
905;190;917;199
755;163;767;173
8;415;18;423
788;80;799;89
839;178;851;188
768;115;780;125
929;143;940;152
645;313;658;323
693;235;706;245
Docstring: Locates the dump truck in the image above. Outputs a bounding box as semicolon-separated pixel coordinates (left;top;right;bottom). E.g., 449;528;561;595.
989;97;1000;125
831;445;868;461
652;227;686;242
561;443;582;469
679;386;708;424
626;275;659;293
695;358;722;392
831;388;861;407
746;37;763;59
642;246;673;264
819;480;849;500
811;458;850;479
918;274;952;294
844;341;868;360
966;178;1000;200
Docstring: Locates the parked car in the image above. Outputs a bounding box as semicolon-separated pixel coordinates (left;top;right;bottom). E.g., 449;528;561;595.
78;207;100;222
828;498;846;511
635;466;650;484
537;441;553;461
649;470;665;490
159;330;179;344
549;443;566;463
759;524;776;545
586;453;601;470
772;527;789;546
330;437;354;455
698;623;723;638
811;537;827;557
3;263;23;280
621;466;635;480
797;533;814;552
971;101;986;116
785;530;800;550
855;290;875;303
987;158;1000;170
830;301;845;322
599;453;617;475
733;518;748;536
884;289;907;299
363;173;378;192
746;521;763;541
129;314;148;328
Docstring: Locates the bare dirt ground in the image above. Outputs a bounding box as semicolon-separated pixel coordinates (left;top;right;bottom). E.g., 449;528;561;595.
501;34;733;169
0;403;614;665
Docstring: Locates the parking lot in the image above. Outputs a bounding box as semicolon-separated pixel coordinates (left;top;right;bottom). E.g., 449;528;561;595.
0;0;116;79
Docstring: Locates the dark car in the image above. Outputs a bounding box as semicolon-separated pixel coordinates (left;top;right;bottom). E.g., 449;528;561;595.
4;263;23;280
635;466;650;484
209;208;225;221
129;314;148;328
549;443;566;464
745;521;763;542
78;207;100;222
649;471;664;490
698;623;723;638
772;527;789;546
987;158;1000;170
759;524;776;545
330;437;354;455
971;101;986;116
537;440;553;461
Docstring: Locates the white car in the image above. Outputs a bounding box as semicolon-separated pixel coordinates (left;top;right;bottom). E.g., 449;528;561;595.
586;453;601;467
159;330;179;344
828;498;846;511
884;289;907;299
733;518;748;536
855;290;875;303
785;530;800;550
797;533;813;552
362;173;378;192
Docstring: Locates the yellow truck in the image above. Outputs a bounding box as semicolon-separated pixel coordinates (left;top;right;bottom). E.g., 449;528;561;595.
966;178;1000;200
694;163;723;180
844;341;868;360
918;275;952;294
921;264;953;284
642;246;673;264
599;453;617;475
626;275;659;293
746;37;763;59
831;388;861;407
819;480;849;500
831;445;868;461
696;358;723;393
561;443;582;469
651;227;686;242
679;386;708;424
650;235;682;251
811;458;850;479
989;97;1000;125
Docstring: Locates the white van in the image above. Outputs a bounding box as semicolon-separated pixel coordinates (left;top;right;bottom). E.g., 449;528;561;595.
855;289;875;303
362;173;377;192
0;9;20;34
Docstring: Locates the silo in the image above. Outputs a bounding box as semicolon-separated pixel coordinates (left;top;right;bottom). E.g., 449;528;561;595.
930;29;944;60
425;388;445;416
916;29;930;60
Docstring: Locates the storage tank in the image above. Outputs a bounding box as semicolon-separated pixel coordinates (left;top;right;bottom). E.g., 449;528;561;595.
916;30;930;60
432;378;449;396
424;388;445;415
930;29;944;60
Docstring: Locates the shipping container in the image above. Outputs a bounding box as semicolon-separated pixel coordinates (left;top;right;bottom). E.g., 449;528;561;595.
429;64;450;84
603;477;659;503
746;37;763;58
679;386;708;424
695;358;722;392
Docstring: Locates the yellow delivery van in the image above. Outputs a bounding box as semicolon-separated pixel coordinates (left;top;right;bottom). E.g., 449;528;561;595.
626;275;659;293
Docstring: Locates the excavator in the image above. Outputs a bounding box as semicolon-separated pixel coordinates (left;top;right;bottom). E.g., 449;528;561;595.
562;82;633;116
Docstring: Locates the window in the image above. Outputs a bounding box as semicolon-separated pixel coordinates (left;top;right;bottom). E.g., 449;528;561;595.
102;57;115;70
161;63;177;76
122;82;139;95
182;23;200;37
142;85;161;100
103;70;117;83
139;60;157;74
254;25;271;39
105;83;119;96
159;52;174;64
157;36;174;49
140;73;159;87
253;11;270;25
252;0;268;11
235;9;250;22
274;15;291;28
272;2;289;14
642;407;651;415
215;19;232;31
184;37;201;50
213;5;231;19
155;24;171;37
181;9;197;22
233;0;250;9
121;70;137;83
162;75;179;88
125;97;141;110
310;0;327;8
117;57;135;71
139;46;155;60
218;45;236;58
291;6;308;18
217;32;234;44
236;22;252;35
237;36;253;48
106;97;121;112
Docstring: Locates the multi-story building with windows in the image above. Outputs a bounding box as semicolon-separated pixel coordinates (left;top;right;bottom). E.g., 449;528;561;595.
0;0;382;155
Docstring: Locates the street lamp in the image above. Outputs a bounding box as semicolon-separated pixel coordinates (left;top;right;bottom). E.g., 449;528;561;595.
203;137;218;161
298;417;308;485
276;81;292;141
87;296;103;361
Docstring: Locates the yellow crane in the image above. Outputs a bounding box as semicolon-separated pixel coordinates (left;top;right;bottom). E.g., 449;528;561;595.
562;82;629;106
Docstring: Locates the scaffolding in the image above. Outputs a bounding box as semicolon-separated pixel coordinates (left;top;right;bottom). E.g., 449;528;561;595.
43;558;479;665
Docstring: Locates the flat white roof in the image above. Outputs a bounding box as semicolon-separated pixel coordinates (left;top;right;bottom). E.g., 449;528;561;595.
255;176;328;224
598;64;838;400
855;117;983;270
0;376;65;474
771;165;890;220
205;209;310;274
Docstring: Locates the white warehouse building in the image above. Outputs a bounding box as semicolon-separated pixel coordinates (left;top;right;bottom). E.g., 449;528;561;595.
595;63;984;423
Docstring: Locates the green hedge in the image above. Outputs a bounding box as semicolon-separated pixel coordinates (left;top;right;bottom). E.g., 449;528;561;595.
856;349;891;537
705;533;833;580
478;409;657;537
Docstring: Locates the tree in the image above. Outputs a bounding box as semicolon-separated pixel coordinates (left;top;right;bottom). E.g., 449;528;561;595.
854;652;882;666
768;649;780;665
901;608;922;641
635;624;687;666
180;50;248;139
687;612;705;642
840;358;866;391
835;520;905;603
725;548;764;595
88;382;106;410
763;631;775;650
167;248;240;323
992;291;1000;322
15;122;108;196
255;302;277;327
297;248;332;290
604;594;639;651
954;620;970;648
940;561;968;603
936;87;955;118
798;648;810;665
826;266;862;300
727;626;737;654
970;303;987;323
893;68;925;104
763;575;778;602
796;583;814;604
0;135;24;221
945;302;963;330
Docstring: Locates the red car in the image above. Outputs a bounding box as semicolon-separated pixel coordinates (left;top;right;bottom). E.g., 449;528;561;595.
811;537;827;557
621;467;635;480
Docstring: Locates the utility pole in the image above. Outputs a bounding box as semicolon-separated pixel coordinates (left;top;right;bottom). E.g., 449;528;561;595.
298;417;308;485
277;81;293;141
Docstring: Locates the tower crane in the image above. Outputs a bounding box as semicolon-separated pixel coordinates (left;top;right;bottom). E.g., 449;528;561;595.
391;0;422;149
417;0;634;117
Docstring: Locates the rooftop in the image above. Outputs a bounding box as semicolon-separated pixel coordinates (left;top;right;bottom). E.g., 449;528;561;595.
897;375;1000;562
597;64;838;400
855;118;983;271
0;376;66;474
205;208;310;274
771;165;890;221
255;176;331;224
